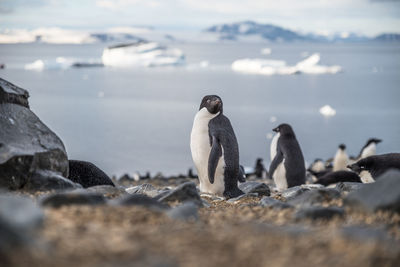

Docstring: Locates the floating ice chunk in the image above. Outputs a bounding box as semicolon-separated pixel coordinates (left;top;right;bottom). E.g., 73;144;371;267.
232;53;341;75
102;41;185;67
24;60;45;71
199;61;209;68
261;48;271;55
319;105;336;117
231;58;286;75
24;57;75;71
266;133;274;139
269;116;277;123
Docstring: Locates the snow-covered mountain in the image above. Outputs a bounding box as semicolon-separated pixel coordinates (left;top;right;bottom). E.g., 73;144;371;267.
205;21;395;43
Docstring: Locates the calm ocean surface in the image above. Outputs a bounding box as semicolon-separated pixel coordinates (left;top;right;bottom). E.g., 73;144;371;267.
0;42;399;176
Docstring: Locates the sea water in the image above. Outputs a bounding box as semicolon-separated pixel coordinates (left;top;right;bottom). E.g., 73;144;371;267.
0;42;399;176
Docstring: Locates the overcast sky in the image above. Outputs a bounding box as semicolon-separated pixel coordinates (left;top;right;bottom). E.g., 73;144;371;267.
1;0;399;36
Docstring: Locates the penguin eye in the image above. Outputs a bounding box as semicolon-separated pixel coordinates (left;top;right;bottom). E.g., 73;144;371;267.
360;166;365;169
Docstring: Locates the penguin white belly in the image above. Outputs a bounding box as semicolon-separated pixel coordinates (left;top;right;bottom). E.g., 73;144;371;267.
190;109;225;195
360;170;375;183
361;143;376;159
333;151;349;171
270;133;280;161
273;160;288;191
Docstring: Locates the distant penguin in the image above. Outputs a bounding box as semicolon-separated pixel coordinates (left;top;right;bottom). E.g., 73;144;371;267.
68;160;115;188
269;123;306;190
190;95;244;198
314;171;361;186
254;158;266;178
333;144;349;171
357;138;382;159
308;158;326;173
347;153;400;183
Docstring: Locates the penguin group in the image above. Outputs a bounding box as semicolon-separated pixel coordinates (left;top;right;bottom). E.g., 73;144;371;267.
190;95;400;198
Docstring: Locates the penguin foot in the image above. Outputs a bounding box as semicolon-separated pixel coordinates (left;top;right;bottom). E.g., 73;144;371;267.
223;188;244;199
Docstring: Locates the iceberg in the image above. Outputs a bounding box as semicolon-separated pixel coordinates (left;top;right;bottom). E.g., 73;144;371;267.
24;57;95;71
261;48;272;55
319;105;336;117
231;53;342;75
101;41;185;67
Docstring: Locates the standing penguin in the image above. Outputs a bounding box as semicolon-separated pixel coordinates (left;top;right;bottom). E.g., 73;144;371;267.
269;123;305;190
358;138;382;159
190;95;244;199
333;144;349;171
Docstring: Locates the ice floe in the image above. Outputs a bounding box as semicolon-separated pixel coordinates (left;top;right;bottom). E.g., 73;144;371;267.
101;41;185;67
261;48;272;55
231;53;342;75
319;105;336;117
24;57;102;71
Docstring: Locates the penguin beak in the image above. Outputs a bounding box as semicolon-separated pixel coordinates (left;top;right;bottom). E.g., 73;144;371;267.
272;127;279;133
376;139;382;143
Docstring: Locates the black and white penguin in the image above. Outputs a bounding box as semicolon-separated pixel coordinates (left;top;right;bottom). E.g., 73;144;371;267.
190;95;244;199
314;170;361;186
333;144;349;171
357;138;382;160
308;158;326;173
254;158;266;178
347;153;400;183
269;123;306;190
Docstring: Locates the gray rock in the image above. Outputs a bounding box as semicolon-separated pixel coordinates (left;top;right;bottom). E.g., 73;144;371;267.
288;188;341;207
158;182;202;206
167;202;199;221
0;195;44;251
87;185;127;198
280;186;311;200
68;160;115;188
0;78;68;191
344;170;400;213
0;77;29;108
227;193;258;203
336;182;364;193
118;194;169;211
23;170;81;192
126;183;160;197
40;190;106;208
260;196;293;210
238;181;271;196
295;206;345;221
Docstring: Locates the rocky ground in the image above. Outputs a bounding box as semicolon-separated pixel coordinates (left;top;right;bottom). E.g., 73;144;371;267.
2;173;400;267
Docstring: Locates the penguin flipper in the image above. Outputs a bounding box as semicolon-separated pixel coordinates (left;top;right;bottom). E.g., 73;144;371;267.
269;145;283;176
208;135;222;184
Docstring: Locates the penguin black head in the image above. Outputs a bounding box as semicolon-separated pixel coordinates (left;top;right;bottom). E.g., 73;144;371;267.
339;144;346;150
347;158;372;174
366;138;382;146
199;95;223;114
272;123;295;137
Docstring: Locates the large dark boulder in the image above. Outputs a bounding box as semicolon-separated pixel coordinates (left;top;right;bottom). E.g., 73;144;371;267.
344;170;400;213
68;160;115;188
0;78;69;190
